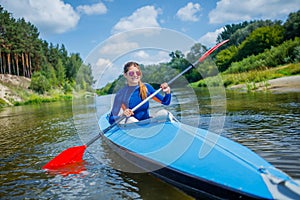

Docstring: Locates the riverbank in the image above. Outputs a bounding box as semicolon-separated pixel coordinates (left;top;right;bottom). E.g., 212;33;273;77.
0;74;72;107
1;71;300;107
191;63;300;93
229;75;300;93
0;74;31;106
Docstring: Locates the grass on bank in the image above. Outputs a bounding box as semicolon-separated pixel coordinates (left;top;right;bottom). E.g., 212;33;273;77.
191;63;300;90
0;84;73;107
0;98;7;108
14;93;72;106
0;78;94;108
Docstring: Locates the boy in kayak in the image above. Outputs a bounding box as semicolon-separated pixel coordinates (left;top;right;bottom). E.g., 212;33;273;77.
109;61;171;124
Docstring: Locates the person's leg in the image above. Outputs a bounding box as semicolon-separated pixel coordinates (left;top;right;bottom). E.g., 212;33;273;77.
125;116;139;123
152;109;178;122
152;109;169;120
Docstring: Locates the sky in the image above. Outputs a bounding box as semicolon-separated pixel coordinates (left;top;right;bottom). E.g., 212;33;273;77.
1;0;300;87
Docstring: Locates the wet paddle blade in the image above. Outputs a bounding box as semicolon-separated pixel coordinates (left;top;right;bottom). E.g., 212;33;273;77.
42;145;86;170
45;160;87;176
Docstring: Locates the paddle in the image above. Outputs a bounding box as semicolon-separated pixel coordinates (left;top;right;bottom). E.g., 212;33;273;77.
42;39;229;170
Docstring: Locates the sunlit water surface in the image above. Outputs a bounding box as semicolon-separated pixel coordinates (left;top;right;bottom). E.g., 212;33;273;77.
0;88;299;199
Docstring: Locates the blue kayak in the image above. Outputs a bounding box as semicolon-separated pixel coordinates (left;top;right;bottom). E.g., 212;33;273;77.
99;112;300;199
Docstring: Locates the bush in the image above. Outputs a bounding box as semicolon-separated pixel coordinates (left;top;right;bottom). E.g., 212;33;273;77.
0;98;7;107
63;81;74;93
30;72;51;94
225;37;300;73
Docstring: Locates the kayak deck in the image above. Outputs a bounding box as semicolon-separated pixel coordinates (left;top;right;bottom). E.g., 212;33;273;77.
99;112;300;199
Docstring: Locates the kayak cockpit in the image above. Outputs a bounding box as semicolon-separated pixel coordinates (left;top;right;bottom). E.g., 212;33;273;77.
98;110;300;200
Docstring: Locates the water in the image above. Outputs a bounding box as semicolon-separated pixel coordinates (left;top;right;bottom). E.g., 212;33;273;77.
0;89;299;199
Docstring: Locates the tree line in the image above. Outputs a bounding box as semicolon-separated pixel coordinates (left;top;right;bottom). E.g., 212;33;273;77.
0;6;93;94
98;10;299;94
215;10;300;72
1;5;298;95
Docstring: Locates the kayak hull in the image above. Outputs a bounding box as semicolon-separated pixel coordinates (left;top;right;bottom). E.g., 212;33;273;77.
99;112;300;199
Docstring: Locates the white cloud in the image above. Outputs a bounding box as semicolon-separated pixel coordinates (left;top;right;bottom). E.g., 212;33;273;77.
198;27;224;47
209;0;300;24
96;58;112;68
99;41;140;56
112;6;162;34
132;50;170;65
0;0;109;35
133;50;150;60
176;2;201;22
76;2;107;15
0;0;80;34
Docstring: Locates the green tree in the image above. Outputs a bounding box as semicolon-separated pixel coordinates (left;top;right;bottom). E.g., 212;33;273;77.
284;10;300;40
0;5;95;93
229;20;282;45
75;63;94;91
217;21;250;42
216;45;238;72
0;6;42;77
169;50;187;70
225;37;300;73
65;53;82;81
186;43;212;81
41;62;58;86
56;58;65;86
30;71;50;94
168;50;196;81
186;43;207;63
236;25;284;61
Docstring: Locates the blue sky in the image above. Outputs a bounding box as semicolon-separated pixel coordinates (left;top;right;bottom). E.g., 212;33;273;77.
1;0;300;87
2;0;300;59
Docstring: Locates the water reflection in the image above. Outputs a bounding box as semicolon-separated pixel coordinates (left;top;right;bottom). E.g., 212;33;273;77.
0;89;299;199
45;161;87;177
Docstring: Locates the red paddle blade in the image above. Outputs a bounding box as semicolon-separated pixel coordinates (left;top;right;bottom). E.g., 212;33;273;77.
199;39;229;62
42;145;86;170
45;161;87;176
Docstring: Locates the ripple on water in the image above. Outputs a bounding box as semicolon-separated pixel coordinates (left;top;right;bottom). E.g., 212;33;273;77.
1;92;299;199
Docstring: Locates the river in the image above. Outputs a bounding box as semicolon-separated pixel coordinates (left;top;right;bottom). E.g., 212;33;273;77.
0;88;299;199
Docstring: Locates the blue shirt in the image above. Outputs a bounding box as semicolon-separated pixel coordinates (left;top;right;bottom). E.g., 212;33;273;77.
109;83;171;124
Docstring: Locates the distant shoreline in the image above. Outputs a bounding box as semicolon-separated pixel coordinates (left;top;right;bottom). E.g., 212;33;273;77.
0;74;72;107
1;74;300;107
0;74;31;106
229;75;300;93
